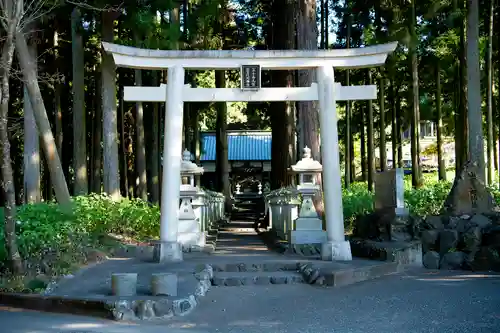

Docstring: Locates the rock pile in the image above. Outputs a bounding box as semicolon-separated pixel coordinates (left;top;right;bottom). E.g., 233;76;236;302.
421;213;500;271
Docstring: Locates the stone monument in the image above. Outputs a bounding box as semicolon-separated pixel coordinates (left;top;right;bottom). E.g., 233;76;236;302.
288;147;327;245
374;168;408;217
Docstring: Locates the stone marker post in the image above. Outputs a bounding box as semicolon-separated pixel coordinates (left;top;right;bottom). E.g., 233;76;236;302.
374;168;408;216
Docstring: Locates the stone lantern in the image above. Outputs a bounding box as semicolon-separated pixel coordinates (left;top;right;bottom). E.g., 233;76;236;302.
178;149;205;250
180;149;204;187
288;147;326;245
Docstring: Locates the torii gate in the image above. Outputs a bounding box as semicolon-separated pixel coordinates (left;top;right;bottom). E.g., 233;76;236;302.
102;42;397;263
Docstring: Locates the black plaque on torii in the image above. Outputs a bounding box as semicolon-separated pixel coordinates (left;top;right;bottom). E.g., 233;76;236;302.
241;65;261;91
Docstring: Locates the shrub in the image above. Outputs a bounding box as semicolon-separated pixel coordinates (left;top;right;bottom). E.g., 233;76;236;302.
342;175;452;230
0;194;160;272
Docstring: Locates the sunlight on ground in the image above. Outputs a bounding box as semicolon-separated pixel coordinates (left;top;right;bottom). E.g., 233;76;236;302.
215;246;269;252
413;272;500;282
56;323;105;329
169;319;284;329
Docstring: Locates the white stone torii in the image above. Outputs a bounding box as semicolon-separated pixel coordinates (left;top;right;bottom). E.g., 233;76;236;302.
102;41;397;263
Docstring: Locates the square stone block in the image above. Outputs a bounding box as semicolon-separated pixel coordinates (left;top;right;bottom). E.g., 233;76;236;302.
289;230;327;245
153;241;183;263
151;273;178;296
321;241;352;261
294;217;323;231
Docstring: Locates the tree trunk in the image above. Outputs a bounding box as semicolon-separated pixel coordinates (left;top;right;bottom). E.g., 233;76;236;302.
396;93;404;168
324;0;329;47
436;62;446;181
367;71;374;191
466;0;485;181
193;109;201;186
389;69;397;168
297;0;320;162
409;0;422;188
134;32;147;201
486;0;494;184
361;108;367;181
53;29;63;163
320;0;325;49
16;32;71;205
72;8;88;195
1;20;24;275
456;0;469;176
344;12;352;188
297;0;322;212
23;37;41;204
149;71;160;203
101;11;120;200
92;67;102;193
215;71;230;207
118;82;129;198
379;76;387;172
271;0;296;189
494;125;498;172
350;128;355;182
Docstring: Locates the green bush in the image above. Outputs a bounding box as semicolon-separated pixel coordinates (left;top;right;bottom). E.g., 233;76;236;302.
0;194;160;271
342;175;453;230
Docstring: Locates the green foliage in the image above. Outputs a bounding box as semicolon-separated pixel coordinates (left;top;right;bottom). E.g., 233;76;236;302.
0;194;160;273
71;194;160;239
340;173;497;230
342;182;375;228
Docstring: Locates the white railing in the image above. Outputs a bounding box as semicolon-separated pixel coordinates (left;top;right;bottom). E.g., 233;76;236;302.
264;187;301;241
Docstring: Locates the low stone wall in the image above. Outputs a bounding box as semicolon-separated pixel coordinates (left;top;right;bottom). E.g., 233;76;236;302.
421;213;500;271
106;264;213;321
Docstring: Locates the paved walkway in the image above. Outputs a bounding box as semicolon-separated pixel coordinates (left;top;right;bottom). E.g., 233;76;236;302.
1;270;499;333
209;219;273;257
3;220;499;332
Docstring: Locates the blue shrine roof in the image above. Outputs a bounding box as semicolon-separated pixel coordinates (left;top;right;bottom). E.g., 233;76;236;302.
200;131;271;161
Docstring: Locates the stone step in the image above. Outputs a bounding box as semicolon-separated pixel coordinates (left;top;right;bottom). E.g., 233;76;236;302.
212;271;304;287
211;261;300;272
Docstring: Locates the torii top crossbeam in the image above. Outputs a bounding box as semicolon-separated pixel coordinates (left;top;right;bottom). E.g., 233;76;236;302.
102;42;398;70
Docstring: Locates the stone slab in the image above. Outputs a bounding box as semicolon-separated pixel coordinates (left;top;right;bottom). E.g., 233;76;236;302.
349;239;423;267
289;230;327;245
374;168;406;213
319;262;403;287
294;217;323;230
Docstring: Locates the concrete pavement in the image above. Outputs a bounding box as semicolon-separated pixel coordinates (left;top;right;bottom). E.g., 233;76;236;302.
1;269;499;333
